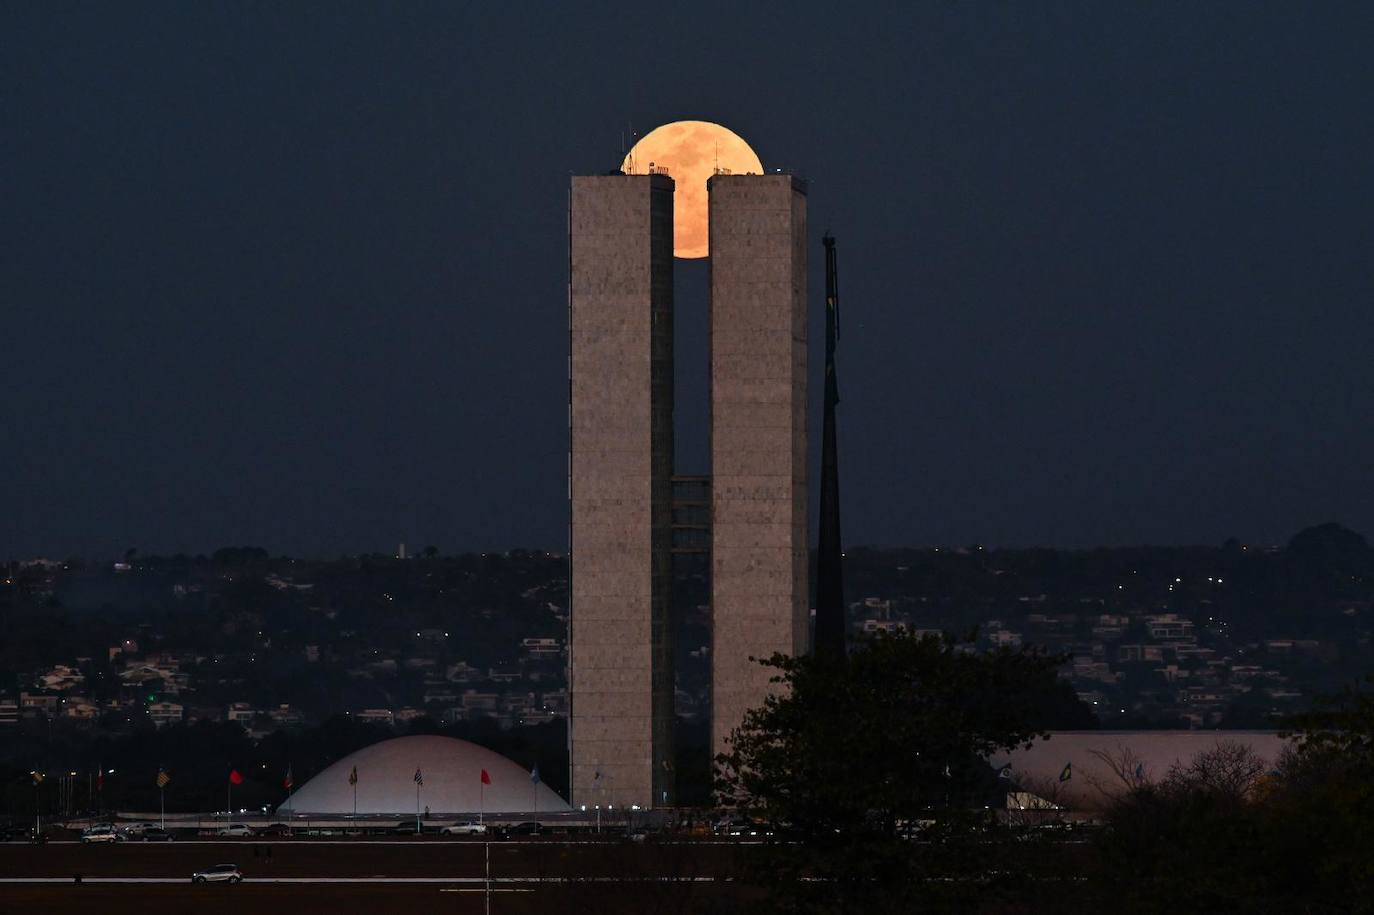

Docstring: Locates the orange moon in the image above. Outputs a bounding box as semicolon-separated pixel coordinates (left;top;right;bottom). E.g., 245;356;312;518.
622;121;763;259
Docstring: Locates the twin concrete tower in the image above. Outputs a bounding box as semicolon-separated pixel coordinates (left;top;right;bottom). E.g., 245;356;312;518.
568;170;810;808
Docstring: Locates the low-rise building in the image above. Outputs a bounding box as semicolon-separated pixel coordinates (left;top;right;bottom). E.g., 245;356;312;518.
521;638;562;660
40;665;85;691
357;708;395;725
63;696;100;720
19;692;60;715
227;702;257;725
148;702;184;727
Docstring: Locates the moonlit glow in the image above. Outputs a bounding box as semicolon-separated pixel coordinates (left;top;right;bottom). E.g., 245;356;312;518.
622;120;763;259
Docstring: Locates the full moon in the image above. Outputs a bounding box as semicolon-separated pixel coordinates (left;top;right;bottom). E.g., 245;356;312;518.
622;121;763;259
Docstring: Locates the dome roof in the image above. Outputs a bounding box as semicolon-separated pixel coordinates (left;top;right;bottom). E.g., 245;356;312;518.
286;735;569;815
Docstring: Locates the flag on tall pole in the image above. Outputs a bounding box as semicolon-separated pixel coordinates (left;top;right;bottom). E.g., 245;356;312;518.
31;772;43;834
530;765;540;814
227;768;242;826
479;768;490;824
156;769;170;830
414;768;423;833
282;765;294;816
814;233;846;658
1059;763;1073;783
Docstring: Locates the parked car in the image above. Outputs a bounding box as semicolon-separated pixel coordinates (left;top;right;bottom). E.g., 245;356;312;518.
192;863;242;883
216;824;254;838
439;821;487;836
257;823;292;837
121;822;158;839
714;817;770;838
389;821;428;836
500;821;542;838
140;827;175;842
81;824;122;844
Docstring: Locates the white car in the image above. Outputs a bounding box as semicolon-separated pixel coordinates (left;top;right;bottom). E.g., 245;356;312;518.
216;824;254;837
440;821;487;836
192;863;243;883
81;824;122;844
121;822;157;838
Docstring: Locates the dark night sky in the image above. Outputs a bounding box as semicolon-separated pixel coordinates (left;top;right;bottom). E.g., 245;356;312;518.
4;2;1373;559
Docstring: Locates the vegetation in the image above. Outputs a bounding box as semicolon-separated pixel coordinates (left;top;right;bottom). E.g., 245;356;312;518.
714;631;1084;912
716;631;1374;914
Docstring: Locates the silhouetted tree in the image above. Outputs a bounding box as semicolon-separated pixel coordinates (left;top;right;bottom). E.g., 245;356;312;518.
715;631;1072;913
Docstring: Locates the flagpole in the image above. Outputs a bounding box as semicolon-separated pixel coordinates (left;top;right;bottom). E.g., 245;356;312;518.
160;785;164;831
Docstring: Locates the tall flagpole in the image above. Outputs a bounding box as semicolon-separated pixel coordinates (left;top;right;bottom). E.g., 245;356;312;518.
815;233;847;658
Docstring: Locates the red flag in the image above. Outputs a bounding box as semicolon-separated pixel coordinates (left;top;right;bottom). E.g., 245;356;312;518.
480;769;491;785
283;767;293;790
229;769;244;785
96;770;104;791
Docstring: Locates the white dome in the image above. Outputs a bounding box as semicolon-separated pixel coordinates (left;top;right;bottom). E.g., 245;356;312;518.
286;735;569;815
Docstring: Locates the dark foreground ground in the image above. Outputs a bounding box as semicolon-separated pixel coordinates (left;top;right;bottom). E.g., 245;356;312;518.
0;835;1119;914
0;839;762;915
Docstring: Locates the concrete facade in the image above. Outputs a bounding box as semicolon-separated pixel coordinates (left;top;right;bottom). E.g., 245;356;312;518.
567;174;675;809
708;174;810;759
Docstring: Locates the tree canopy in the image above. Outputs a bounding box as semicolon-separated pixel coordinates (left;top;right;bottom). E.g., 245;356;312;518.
714;631;1078;912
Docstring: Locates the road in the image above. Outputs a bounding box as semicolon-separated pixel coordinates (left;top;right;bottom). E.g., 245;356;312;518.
0;839;760;915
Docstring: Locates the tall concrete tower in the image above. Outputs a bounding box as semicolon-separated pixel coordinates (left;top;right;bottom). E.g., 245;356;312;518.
708;174;810;759
567;173;676;809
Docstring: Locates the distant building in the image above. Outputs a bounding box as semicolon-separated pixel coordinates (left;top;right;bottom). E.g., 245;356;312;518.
147;702;184;727
227;702;257;725
39;665;85;691
521;638;561;660
356;709;395;725
19;692;59;715
63;696;100;720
